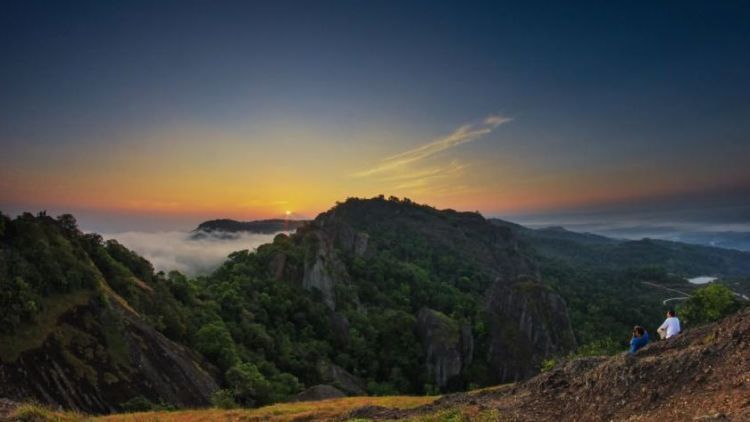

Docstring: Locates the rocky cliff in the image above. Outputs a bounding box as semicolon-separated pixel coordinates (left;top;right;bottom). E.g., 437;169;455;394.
485;277;577;381
416;308;473;389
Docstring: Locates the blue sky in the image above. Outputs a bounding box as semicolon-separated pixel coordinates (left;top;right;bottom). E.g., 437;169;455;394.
1;1;749;231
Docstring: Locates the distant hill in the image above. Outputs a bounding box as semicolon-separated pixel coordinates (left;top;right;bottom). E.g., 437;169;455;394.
674;230;750;252
489;219;750;277
194;218;308;235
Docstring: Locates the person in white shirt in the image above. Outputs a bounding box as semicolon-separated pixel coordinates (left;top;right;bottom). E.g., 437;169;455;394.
657;309;681;339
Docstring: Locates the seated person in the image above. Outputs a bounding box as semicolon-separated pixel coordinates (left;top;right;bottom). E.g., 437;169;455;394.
629;325;649;354
657;309;681;339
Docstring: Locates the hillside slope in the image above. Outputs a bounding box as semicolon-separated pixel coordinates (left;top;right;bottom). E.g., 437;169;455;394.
0;213;218;412
353;305;750;421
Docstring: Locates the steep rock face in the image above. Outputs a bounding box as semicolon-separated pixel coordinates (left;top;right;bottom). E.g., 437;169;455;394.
485;278;576;382
416;308;474;389
302;231;350;310
269;251;287;281
0;293;218;413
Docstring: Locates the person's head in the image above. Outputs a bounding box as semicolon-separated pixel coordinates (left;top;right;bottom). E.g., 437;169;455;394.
632;325;645;337
667;309;676;318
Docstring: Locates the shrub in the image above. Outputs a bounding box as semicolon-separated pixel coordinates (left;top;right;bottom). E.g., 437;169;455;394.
210;389;238;409
680;283;742;325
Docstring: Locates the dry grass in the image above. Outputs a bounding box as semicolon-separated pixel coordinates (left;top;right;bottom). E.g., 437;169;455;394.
404;406;502;422
94;396;437;422
8;403;86;421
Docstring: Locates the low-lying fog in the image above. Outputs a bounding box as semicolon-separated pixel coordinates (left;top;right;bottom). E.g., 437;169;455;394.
102;230;283;276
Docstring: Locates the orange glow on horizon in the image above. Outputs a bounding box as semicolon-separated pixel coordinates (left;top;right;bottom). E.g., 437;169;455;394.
3;120;745;223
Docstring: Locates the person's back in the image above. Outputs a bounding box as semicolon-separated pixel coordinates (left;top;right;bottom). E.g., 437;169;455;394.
658;310;681;339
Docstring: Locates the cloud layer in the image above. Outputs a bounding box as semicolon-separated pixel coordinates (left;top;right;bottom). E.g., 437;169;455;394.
103;230;282;276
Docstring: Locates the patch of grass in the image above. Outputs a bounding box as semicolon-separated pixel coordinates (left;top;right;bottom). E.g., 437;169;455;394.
95;395;438;422
466;383;514;396
11;403;84;421
0;290;93;363
406;406;501;422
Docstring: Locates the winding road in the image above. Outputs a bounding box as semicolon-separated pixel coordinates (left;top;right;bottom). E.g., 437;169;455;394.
641;281;692;306
642;281;750;305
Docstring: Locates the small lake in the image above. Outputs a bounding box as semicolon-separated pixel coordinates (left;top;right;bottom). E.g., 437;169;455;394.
686;276;717;285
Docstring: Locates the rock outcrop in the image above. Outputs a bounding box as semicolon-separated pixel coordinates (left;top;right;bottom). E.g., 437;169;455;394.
302;231;350;310
416;308;473;389
485;277;577;382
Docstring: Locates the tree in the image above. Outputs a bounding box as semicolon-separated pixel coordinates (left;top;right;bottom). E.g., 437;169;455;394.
680;284;742;325
0;276;39;333
194;322;239;371
56;214;80;236
225;362;271;406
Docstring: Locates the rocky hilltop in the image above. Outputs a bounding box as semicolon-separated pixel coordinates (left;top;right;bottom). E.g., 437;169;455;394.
269;196;577;387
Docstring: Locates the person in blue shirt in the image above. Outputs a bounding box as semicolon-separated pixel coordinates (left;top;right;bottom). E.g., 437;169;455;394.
629;325;650;354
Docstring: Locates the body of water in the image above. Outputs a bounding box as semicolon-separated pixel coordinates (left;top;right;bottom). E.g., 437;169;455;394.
687;276;717;285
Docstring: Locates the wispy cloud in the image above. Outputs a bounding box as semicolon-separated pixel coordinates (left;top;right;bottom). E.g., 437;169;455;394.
353;114;511;178
389;161;469;190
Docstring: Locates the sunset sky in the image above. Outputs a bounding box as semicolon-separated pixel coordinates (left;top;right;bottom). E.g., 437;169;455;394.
2;1;749;231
